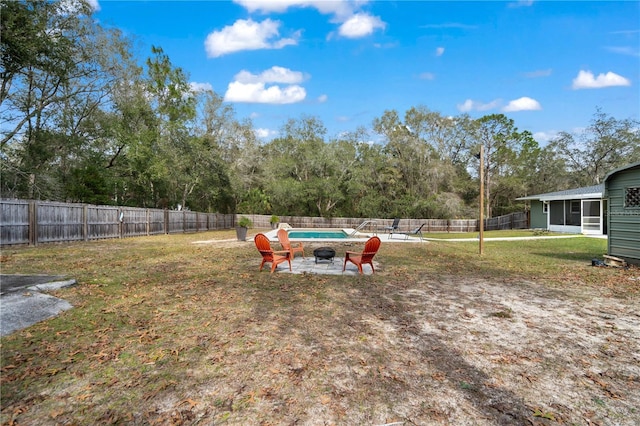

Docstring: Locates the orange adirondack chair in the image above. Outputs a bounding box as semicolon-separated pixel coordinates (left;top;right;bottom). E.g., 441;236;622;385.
254;233;291;273
343;236;381;274
277;228;305;259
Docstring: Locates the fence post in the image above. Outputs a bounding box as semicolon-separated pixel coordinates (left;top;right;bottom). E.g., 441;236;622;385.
29;201;37;246
83;204;88;241
164;209;169;234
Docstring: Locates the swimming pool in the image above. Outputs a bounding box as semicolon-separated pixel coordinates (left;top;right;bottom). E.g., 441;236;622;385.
287;229;349;239
264;227;371;241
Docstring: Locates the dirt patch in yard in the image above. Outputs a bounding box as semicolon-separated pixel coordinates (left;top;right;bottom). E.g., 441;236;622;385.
385;276;640;425
134;274;639;425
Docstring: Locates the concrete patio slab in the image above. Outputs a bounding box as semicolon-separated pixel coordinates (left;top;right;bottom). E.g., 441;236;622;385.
1;275;76;337
273;255;375;276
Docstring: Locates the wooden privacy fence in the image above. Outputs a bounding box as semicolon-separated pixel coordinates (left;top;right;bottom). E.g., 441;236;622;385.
241;212;529;233
1;199;529;247
0;200;234;246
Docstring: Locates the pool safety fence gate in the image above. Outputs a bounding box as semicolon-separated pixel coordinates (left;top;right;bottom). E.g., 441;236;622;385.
1;199;235;246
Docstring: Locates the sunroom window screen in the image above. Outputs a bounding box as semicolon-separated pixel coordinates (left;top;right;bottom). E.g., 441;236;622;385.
626;187;640;207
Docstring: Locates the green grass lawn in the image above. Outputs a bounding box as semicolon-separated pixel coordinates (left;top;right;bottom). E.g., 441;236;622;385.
1;231;637;424
423;229;568;239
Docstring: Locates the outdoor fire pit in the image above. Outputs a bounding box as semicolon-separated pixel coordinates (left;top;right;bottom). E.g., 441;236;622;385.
313;247;336;264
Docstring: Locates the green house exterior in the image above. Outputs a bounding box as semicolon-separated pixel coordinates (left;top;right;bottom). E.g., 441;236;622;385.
604;162;640;265
517;184;605;235
528;200;548;229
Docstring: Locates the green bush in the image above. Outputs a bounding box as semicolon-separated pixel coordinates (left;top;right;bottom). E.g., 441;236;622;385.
238;216;253;228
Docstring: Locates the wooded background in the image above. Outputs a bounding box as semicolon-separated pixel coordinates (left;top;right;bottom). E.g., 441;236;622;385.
2;1;639;221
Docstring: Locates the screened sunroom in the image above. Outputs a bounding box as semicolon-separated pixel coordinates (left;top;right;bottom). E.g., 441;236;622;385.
517;184;606;235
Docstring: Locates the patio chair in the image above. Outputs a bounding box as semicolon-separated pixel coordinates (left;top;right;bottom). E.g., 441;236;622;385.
254;233;291;273
343;236;381;275
277;228;305;259
392;223;425;241
383;218;400;234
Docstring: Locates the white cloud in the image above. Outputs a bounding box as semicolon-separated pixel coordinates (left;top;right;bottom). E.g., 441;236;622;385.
224;66;308;104
204;19;298;58
420;23;478;30
234;0;355;17
234;66;307;84
571;70;631;89
419;72;435;80
610;30;640;36
508;0;534;8
533;131;559;144
523;69;552;78
435;47;445;56
503;97;542;112
605;46;640;57
318;94;328;103
338;13;386;38
189;82;213;93
233;0;384;40
255;128;278;139
456;99;501;112
373;42;398;49
225;82;306;104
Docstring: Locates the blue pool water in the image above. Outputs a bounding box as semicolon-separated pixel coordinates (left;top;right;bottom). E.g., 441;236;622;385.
287;230;348;239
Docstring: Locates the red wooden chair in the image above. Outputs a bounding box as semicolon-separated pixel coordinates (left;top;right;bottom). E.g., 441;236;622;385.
277;228;305;259
254;233;291;273
343;236;381;274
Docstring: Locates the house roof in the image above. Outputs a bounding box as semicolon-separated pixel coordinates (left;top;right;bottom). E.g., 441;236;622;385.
516;184;604;201
603;161;640;183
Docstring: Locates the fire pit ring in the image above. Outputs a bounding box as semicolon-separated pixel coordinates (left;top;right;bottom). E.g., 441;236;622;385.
313;247;336;264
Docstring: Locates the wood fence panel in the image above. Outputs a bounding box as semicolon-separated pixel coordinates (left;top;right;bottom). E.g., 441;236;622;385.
211;213;221;229
465;219;479;232
498;215;511;230
0;200;30;245
224;214;234;229
197;213;208;231
513;212;528;229
167;210;184;234
426;219;449;232
148;209;166;235
448;220;466;233
210;213;221;229
37;202;84;243
87;205;119;240
121;207;148;237
184;212;198;233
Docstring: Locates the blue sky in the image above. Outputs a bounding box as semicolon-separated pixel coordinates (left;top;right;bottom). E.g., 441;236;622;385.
92;0;640;144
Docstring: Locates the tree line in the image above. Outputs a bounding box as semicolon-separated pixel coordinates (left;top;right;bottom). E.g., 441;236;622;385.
2;0;639;219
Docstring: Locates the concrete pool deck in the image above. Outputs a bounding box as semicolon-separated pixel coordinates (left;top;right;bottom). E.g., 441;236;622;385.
263;228;426;243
